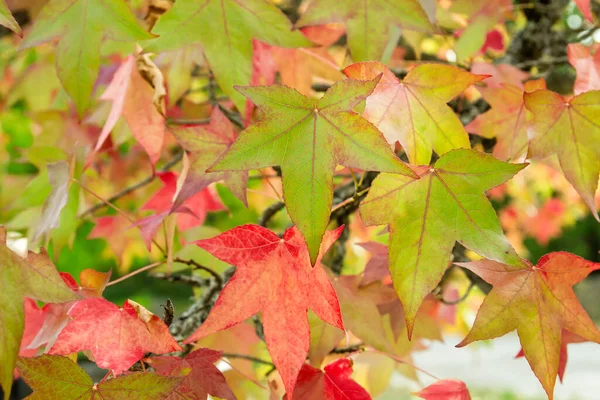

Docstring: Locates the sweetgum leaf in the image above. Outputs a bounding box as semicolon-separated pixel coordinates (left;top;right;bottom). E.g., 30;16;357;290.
0;0;21;35
49;298;182;375
284;358;371;400
567;43;600;95
184;224;345;398
296;0;431;62
17;354;184;400
210;79;416;263
20;0;153;117
414;379;471;400
524;89;600;220
344;61;484;165
360;149;526;336
145;0;312;114
356;242;389;287
0;228;79;400
457;252;600;399
33;161;71;241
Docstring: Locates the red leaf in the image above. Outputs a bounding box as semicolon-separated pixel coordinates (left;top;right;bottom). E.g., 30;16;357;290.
49;298;181;375
414;379;471;400
356;242;390;287
19;299;46;358
574;0;593;21
147;348;236;400
184;224;345;397
284;358;371;400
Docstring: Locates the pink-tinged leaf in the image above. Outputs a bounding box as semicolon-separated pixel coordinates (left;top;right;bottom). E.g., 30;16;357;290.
50;298;181;375
185;225;345;398
344;61;484;165
414;379;471;400
467;79;546;162
19;299;46;358
471;63;529;88
574;0;593;21
170;106;248;208
457;252;600;399
147;348;237;400
93;55;166;167
357;242;390;287
524;89;600;220
284;358;371;400
33;160;71;241
17;354;184;400
516;330;587;383
567;43;600;95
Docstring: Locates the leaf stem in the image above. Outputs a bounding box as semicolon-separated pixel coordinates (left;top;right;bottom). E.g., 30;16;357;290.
106;262;163;287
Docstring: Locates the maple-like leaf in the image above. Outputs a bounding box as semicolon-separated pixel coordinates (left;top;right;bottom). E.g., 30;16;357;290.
145;0;311;114
169;106;248;208
344;61;483;165
17;354;183;400
457;252;600;399
209;79;416;263
20;0;153;117
50;298;182;375
414;379;471;400
567;43;600;95
524;88;600;220
184;225;345;397
466;79;546;162
296;0;431;62
93;55;166;167
147;348;237;400
360;149;526;336
20;299;46;358
357;242;389;287
0;229;79;400
470;63;529;88
284;358;371;399
0;0;21;35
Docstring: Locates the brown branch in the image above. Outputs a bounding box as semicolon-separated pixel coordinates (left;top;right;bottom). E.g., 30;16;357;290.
173;257;223;287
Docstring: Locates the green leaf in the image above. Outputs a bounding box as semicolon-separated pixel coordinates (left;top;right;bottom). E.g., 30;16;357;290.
20;0;152;117
296;0;431;62
0;0;21;36
145;0;312;114
0;230;79;400
16;354;184;399
210;78;417;263
360;149;527;336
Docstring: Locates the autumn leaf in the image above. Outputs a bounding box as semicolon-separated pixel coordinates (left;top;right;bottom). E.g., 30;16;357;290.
360;149;526;336
567;43;600;95
414;379;471;400
284;358;371;400
169;106;248;209
17;354;184;400
574;0;593;21
457;252;600;399
344;61;483;165
307;311;344;368
49;298;182;375
20;0;153;117
209;78;416;263
145;0;312;114
93;55;166;167
33;160;71;241
0;0;21;35
466;79;546;162
147;348;237;400
356;242;389;287
0;229;79;400
470;62;529;88
296;0;431;62
184;225;345;397
20;299;46;358
524;88;600;220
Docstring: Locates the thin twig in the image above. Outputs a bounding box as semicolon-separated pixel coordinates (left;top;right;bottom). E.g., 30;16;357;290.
106;262;163;287
366;349;440;380
174;257;223;286
439;280;476;305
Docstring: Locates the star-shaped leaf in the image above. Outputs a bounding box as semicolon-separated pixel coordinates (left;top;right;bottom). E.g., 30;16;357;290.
466;79;546;162
50;298;182;375
524;88;600;220
567;43;600;95
344;61;483;165
0;228;79;400
20;0;153;117
414;379;471;400
209;78;416;263
170;106;248;208
17;355;184;400
0;0;21;36
284;358;371;400
360;149;526;336
184;224;345;397
457;252;600;399
296;0;432;62
147;348;237;400
145;0;312;114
